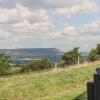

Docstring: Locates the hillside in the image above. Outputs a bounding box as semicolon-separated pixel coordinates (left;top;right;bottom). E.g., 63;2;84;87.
0;62;99;100
0;48;63;65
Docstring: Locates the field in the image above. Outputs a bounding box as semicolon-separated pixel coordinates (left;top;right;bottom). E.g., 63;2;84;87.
0;62;100;100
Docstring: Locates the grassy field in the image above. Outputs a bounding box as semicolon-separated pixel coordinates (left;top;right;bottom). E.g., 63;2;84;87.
0;62;100;100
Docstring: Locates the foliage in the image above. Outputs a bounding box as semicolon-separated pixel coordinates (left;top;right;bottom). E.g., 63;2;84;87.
88;48;97;62
9;67;22;75
62;47;83;66
88;44;100;62
0;53;12;75
21;58;53;72
58;60;65;67
0;61;98;100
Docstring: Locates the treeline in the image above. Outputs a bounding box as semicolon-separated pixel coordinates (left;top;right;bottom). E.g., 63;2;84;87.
0;44;100;76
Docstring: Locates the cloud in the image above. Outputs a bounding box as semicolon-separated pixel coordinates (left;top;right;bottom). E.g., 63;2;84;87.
16;4;33;19
1;18;100;51
55;1;100;17
0;0;99;51
18;0;77;8
0;4;33;23
0;0;98;9
64;26;78;36
80;18;100;33
0;8;17;22
0;29;11;39
11;8;52;33
12;19;52;32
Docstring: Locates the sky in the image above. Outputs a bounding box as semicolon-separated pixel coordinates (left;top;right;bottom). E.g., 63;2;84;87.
0;0;100;51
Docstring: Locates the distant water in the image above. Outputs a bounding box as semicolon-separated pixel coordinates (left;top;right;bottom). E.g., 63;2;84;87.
0;48;63;66
0;48;88;66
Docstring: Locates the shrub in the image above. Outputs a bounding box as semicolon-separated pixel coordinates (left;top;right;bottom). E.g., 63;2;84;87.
21;58;53;72
57;60;65;68
0;53;12;75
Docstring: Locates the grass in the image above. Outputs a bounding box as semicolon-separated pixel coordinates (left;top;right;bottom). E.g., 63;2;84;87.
0;62;100;100
73;92;87;100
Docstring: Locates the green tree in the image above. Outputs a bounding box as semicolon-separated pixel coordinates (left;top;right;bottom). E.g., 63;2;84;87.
0;53;12;75
88;48;97;62
62;47;82;66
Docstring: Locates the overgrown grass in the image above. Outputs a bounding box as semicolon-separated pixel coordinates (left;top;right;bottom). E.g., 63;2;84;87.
0;62;99;100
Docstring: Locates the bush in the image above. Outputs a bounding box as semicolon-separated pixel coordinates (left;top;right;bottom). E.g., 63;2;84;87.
8;67;22;75
57;60;65;68
0;53;12;75
21;58;53;72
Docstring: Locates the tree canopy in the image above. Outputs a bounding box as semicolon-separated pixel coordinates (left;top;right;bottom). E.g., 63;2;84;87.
88;44;100;62
88;48;97;62
62;47;83;66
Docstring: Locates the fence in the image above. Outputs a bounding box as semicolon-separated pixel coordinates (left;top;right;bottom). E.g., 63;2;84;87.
87;68;100;100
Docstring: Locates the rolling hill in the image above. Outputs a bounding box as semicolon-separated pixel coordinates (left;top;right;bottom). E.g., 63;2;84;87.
0;48;63;65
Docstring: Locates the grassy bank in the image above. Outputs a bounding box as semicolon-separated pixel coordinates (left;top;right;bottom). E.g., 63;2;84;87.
0;62;100;100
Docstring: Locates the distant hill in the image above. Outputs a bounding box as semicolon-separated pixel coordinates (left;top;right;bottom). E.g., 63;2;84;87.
0;48;88;66
0;48;64;66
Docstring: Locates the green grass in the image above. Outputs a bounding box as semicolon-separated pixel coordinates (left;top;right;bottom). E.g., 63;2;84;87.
0;62;100;100
73;92;87;100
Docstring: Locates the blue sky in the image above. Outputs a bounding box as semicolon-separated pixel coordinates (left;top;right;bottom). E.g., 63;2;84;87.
0;0;100;51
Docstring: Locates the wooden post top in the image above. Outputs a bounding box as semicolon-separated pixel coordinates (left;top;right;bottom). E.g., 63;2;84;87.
96;68;100;75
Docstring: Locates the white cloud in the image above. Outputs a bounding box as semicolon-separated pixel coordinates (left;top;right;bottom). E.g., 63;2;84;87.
80;18;100;32
0;0;99;51
64;26;78;36
10;19;100;51
0;4;33;22
32;9;49;21
55;1;100;17
0;4;52;32
16;4;33;19
12;19;52;33
0;29;11;39
0;8;17;22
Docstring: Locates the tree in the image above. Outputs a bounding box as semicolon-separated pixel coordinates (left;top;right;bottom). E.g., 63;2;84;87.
62;47;82;66
88;48;97;62
0;53;12;75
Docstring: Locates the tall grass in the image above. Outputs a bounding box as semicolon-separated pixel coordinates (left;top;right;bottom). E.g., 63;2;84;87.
0;61;99;100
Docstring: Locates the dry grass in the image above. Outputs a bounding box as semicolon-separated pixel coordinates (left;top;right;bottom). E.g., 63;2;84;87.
0;61;100;100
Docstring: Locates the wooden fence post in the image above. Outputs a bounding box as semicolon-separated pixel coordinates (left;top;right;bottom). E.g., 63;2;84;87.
87;68;100;100
87;82;94;100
